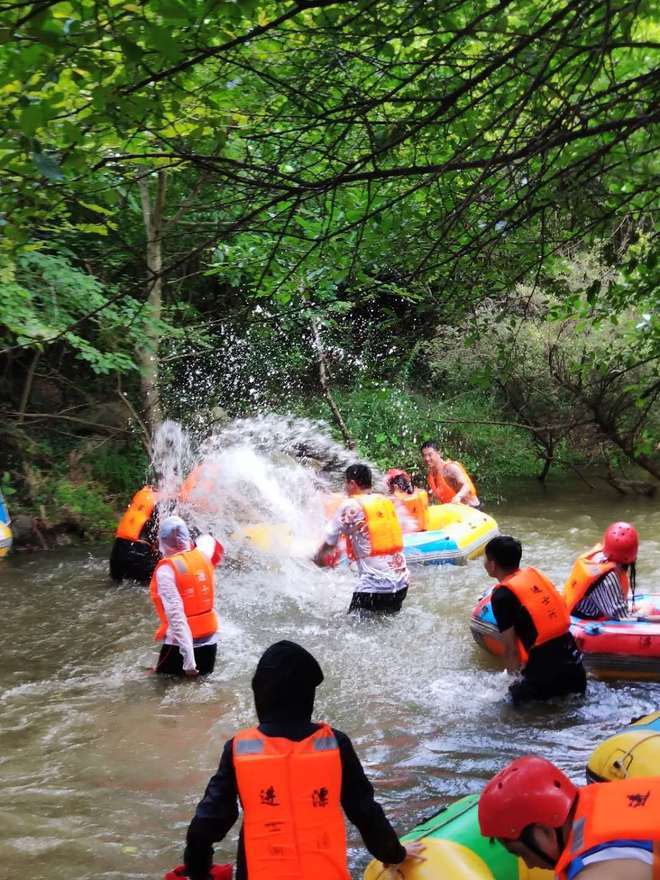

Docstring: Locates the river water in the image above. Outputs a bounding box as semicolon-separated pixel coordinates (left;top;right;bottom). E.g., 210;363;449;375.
1;481;658;880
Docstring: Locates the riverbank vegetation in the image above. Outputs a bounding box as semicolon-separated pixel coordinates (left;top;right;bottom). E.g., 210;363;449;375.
1;0;658;542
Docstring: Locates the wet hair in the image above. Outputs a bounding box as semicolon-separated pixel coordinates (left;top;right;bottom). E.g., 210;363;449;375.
390;474;414;494
485;535;522;570
345;463;372;489
421;440;439;452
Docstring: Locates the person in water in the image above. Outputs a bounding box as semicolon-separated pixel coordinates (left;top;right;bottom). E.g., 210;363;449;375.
110;484;164;582
563;522;638;620
182;640;425;880
385;468;429;532
420;441;480;507
484;536;586;706
150;516;223;676
313;463;411;614
478;755;659;880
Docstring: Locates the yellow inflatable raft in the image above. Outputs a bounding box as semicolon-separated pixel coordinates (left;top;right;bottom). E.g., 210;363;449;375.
235;502;499;567
405;504;499;565
586;711;660;782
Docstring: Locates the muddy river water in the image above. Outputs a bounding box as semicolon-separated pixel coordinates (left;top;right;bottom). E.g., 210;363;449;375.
1;481;658;880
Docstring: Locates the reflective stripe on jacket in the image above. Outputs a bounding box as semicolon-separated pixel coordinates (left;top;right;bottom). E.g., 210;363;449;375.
500;566;571;663
149;547;217;641
233;723;350;880
555;778;660;880
116;486;158;542
563;544;629;616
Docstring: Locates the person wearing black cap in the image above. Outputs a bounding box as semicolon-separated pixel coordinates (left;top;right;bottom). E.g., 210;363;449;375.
181;640;423;880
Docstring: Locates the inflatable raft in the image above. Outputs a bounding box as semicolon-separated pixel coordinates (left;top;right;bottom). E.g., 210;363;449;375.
403;503;499;566
365;714;659;880
470;591;660;681
0;491;12;558
364;792;549;880
587;711;660;782
237;503;499;567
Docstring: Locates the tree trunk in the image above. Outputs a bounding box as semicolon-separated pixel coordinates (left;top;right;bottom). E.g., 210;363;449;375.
311;318;356;450
137;170;167;436
18;349;41;423
537;442;553;482
589;402;660;483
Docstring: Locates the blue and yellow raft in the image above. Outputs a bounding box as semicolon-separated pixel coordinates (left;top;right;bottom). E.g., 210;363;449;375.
0;491;12;558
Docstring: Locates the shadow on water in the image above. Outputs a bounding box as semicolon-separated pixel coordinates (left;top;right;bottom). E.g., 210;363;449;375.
0;470;658;879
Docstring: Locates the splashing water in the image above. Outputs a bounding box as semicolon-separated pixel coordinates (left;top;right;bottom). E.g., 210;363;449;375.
151;414;378;559
211;413;367;475
150;419;194;499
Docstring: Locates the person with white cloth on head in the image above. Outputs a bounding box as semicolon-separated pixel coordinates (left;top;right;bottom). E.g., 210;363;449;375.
150;515;224;677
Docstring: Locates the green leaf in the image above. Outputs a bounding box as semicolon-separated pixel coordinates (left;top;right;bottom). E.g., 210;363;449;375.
20;104;45;136
118;37;144;62
32;152;64;180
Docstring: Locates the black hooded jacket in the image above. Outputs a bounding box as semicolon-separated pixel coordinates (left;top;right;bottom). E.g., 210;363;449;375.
184;642;406;879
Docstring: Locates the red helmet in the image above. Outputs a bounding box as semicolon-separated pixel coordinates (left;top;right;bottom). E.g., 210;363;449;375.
386;468;408;480
385;468;411;487
603;521;638;564
478;756;577;840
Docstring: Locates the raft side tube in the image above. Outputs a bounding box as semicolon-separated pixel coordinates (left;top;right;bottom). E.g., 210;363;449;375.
471;592;660;682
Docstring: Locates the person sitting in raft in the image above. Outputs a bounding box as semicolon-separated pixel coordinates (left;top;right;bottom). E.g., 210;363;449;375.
478;755;660;880
110;484;164;582
150;516;224;677
181;640;425;880
420;440;480;507
313;463;411;614
484;536;586;706
385;468;430;532
563;522;639;620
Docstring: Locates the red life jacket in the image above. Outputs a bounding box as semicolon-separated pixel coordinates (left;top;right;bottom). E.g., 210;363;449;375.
555;778;660;880
563;544;629;616
164;865;232;880
499;567;571;663
149;548;218;640
233;724;350;880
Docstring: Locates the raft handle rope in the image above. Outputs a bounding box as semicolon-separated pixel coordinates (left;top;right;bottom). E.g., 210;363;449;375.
611;732;660;779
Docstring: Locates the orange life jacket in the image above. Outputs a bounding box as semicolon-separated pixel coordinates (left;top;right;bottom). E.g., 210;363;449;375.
233;724;350;880
116;486;158;542
555;778;660;880
428;461;478;504
499;567;571;663
563;544;630;616
394;489;429;531
149;547;218;641
179;460;221;511
346;494;404;560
